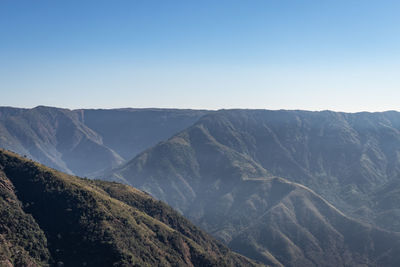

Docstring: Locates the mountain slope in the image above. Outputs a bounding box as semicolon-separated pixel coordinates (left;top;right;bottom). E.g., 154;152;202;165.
0;106;123;177
0;168;50;267
80;108;208;160
0;149;259;267
107;109;400;266
110;109;400;221
0;106;207;177
226;178;400;267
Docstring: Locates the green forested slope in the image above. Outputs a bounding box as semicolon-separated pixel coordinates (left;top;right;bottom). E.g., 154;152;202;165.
0;149;259;267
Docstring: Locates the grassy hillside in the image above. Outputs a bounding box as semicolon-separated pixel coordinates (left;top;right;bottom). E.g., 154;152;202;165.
0;149;259;267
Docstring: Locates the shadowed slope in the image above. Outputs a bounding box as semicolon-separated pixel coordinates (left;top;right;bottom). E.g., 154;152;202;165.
0;171;50;266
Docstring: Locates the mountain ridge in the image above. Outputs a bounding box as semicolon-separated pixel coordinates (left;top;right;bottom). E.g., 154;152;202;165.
106;109;400;266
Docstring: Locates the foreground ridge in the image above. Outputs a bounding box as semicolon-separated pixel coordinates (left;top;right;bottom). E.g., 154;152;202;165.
0;149;260;267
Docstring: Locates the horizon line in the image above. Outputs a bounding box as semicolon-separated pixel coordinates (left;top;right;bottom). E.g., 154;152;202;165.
1;105;398;114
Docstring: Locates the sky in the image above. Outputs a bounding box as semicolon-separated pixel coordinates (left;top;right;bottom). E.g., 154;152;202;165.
1;0;399;112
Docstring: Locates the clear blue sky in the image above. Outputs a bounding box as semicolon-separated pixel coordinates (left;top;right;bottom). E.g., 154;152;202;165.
1;0;399;112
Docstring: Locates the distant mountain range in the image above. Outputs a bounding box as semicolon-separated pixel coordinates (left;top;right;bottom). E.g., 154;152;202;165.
0;149;259;266
0;106;206;177
1;106;400;266
105;109;400;266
